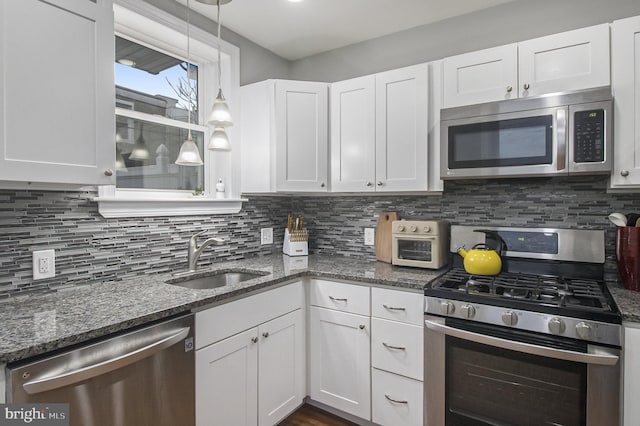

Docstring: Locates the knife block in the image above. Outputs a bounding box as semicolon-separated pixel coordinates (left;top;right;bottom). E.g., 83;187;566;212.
283;228;308;257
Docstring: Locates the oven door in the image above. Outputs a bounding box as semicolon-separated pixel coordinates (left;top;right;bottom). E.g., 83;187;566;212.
441;106;567;179
392;236;442;269
424;315;620;426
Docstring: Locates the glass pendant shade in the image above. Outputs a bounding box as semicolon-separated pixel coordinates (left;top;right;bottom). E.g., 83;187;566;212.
208;89;233;127
175;132;204;165
115;146;128;171
129;133;150;161
208;127;231;151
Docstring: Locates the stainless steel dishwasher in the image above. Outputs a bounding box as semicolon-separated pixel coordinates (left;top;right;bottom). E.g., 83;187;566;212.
7;314;195;426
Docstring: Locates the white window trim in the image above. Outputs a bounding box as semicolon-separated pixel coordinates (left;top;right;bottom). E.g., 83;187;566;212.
96;0;245;218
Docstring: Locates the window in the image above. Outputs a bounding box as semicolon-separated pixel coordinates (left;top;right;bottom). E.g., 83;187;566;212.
97;1;242;217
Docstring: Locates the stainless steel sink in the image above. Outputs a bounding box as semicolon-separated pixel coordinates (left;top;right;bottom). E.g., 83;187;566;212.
166;270;267;290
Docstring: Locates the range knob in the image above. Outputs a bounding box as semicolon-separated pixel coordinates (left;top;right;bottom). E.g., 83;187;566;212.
409;225;417;232
575;322;593;340
397;225;405;232
460;304;476;319
548;317;566;334
501;311;518;326
423;226;431;233
440;301;455;315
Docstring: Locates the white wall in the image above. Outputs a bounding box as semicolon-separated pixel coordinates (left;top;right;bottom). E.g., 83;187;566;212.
288;0;640;82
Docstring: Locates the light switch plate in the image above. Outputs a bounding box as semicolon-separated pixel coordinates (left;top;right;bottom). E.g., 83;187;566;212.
33;249;55;280
261;228;273;245
364;228;375;246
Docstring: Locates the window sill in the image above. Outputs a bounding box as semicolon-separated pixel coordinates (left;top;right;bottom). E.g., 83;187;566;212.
94;196;247;218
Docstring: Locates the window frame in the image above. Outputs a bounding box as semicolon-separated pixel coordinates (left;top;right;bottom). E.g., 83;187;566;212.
97;0;244;217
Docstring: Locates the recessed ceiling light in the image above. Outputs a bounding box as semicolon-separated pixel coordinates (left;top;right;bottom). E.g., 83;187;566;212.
117;58;136;67
288;0;304;3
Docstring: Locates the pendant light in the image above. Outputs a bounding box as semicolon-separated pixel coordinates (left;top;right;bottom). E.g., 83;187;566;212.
129;122;150;161
196;0;233;151
175;0;204;166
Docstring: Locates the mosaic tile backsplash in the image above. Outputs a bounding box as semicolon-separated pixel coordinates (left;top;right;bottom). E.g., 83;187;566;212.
2;176;640;297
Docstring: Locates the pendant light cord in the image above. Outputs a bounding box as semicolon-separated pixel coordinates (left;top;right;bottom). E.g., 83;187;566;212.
217;0;222;92
186;0;192;138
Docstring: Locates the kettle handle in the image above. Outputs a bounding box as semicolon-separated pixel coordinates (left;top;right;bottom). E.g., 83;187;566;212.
473;229;506;255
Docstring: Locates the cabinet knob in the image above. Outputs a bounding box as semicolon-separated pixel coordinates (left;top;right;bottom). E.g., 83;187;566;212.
359;324;366;330
320;182;325;188
251;337;258;343
366;181;372;187
621;170;630;177
104;169;114;177
506;86;513;93
262;332;269;338
523;83;530;91
376;181;383;186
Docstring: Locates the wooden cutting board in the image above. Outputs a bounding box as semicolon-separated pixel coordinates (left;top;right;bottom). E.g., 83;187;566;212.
375;211;399;263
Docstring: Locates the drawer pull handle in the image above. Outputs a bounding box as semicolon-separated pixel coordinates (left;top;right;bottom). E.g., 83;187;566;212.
382;342;406;351
383;304;406;311
329;296;348;302
385;394;408;404
262;332;269;338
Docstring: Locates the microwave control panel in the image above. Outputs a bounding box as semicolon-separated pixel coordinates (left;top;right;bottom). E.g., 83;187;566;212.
574;109;605;163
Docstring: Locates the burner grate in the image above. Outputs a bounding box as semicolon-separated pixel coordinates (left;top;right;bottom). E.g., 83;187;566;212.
434;267;612;313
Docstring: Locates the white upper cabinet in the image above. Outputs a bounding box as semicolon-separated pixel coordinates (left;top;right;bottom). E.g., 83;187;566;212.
330;76;376;192
443;24;611;108
331;64;430;192
610;15;640;188
442;44;518;108
241;79;329;193
0;0;114;186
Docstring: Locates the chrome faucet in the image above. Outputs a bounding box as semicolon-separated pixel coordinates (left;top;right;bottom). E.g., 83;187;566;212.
187;230;226;272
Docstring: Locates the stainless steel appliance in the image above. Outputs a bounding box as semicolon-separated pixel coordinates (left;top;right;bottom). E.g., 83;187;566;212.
391;220;450;269
424;226;621;426
8;314;195;426
441;87;612;179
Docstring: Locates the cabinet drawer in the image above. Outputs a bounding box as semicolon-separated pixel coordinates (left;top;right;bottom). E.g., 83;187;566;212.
196;282;303;349
372;318;423;380
309;279;370;316
371;287;424;325
372;368;423;426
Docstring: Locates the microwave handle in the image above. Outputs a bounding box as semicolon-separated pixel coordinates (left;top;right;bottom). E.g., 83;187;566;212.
556;108;567;172
425;319;618;366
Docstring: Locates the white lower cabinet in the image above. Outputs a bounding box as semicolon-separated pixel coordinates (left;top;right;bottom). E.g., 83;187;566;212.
624;322;640;426
195;283;305;426
309;306;371;420
372;368;423;426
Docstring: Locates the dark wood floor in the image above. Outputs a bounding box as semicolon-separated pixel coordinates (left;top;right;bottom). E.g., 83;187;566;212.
278;404;358;426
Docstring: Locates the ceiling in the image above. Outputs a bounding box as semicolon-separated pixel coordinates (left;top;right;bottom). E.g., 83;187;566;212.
179;0;519;61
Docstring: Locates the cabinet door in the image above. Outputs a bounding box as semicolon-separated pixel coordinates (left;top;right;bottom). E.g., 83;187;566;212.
375;65;429;192
624;324;640;426
518;24;610;98
309;306;371;420
611;15;640;188
258;309;305;426
0;0;114;185
275;81;328;192
442;44;518;108
330;76;376;192
196;328;258;426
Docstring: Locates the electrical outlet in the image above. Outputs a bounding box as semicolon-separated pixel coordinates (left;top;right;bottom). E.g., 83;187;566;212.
261;227;273;245
364;228;375;246
33;249;55;280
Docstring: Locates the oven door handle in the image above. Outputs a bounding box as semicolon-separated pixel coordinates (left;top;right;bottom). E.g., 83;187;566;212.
425;319;618;366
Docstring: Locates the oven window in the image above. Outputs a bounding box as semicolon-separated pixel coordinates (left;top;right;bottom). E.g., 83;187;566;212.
446;336;586;426
448;115;553;169
397;239;433;262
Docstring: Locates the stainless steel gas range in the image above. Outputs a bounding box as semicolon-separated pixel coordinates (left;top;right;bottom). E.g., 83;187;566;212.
424;226;622;426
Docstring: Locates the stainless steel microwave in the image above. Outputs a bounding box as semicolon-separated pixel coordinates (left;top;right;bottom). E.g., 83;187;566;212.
440;87;612;180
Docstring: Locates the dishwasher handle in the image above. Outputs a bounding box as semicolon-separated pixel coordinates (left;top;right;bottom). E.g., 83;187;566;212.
23;326;190;395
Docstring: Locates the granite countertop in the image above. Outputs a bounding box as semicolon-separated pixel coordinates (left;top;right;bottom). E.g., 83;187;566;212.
0;254;443;365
